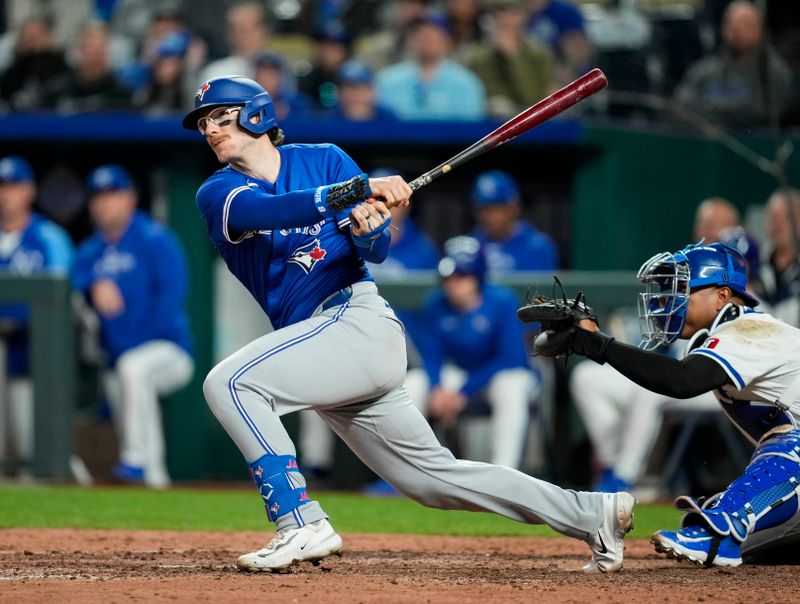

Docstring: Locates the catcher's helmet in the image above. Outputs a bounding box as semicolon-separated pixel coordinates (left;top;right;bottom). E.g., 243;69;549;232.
438;236;486;281
182;76;276;135
636;242;758;349
718;226;760;279
471;170;519;206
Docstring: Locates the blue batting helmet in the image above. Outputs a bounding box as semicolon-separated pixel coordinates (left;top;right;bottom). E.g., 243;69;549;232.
182;76;277;135
471;170;519;206
636;242;758;349
438;236;487;282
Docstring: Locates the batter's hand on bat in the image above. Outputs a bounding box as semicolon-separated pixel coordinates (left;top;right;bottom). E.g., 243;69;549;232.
367;175;412;208
350;201;392;237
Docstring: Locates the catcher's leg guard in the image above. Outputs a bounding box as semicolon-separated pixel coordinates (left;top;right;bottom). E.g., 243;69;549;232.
676;426;800;544
249;454;312;523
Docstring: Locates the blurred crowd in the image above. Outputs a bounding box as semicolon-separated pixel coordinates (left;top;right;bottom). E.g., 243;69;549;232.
0;0;798;128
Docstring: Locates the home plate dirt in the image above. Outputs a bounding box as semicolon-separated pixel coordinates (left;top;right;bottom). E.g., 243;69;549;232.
0;529;791;603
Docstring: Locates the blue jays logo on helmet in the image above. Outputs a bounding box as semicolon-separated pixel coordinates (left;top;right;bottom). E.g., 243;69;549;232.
182;75;277;136
636;241;758;350
438;235;487;282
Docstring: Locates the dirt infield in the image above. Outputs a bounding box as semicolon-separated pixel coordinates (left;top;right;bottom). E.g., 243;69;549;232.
0;529;790;603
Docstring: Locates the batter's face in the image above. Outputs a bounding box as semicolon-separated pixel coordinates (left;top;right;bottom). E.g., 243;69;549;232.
0;182;35;225
201;107;258;164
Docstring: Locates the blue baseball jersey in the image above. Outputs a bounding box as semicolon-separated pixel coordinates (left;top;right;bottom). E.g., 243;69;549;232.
417;284;531;398
0;214;74;375
71;211;192;364
471;222;559;274
196;143;390;330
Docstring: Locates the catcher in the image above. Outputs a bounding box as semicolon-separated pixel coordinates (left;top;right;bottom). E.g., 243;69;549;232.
519;242;800;567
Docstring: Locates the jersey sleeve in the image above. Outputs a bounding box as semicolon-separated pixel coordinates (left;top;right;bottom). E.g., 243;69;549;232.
70;242;97;293
196;174;327;246
142;228;190;340
688;324;762;392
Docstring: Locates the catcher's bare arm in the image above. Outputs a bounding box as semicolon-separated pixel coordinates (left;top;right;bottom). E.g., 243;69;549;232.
517;279;729;398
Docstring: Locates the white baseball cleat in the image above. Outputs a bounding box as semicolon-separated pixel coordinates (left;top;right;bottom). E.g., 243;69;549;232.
582;491;636;573
236;518;343;572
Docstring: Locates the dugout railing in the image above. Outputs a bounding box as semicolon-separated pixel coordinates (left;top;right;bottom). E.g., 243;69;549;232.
0;271;642;481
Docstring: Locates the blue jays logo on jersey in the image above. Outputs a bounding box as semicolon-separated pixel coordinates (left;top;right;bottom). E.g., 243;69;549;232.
196;81;211;101
287;238;327;274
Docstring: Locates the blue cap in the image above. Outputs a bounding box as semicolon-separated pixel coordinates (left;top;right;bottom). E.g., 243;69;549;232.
471;170;519;206
412;11;452;34
255;50;285;70
313;22;351;46
0;156;34;184
87;165;133;194
155;32;190;59
338;60;373;85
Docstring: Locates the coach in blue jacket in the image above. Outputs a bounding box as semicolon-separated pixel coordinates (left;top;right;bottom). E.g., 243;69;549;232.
72;165;193;488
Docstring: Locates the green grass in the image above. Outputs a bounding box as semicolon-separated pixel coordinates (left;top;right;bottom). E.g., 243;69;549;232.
0;485;680;538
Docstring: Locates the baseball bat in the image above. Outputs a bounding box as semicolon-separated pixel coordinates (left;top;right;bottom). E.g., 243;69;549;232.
407;68;608;191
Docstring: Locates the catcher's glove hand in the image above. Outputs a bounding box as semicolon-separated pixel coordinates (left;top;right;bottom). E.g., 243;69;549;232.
517;276;599;358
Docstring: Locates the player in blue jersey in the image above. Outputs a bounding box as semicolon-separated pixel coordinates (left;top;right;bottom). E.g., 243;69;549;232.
188;75;634;574
71;165;194;489
411;236;537;469
470;170;559;275
0;156;73;477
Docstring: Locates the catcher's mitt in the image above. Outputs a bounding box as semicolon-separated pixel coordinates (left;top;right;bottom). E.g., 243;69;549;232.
517;277;599;357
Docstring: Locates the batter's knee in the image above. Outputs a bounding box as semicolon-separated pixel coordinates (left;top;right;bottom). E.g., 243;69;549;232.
202;362;231;412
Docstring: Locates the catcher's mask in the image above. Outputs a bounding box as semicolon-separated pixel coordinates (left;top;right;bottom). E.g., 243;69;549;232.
636;241;758;350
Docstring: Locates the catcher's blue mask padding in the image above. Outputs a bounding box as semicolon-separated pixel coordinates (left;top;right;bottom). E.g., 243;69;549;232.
636;242;759;350
182;76;277;135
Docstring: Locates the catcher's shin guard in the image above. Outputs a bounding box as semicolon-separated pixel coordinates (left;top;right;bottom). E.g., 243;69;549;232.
676;426;800;543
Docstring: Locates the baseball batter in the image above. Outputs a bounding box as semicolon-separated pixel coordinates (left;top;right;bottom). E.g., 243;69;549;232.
530;242;800;566
185;76;634;573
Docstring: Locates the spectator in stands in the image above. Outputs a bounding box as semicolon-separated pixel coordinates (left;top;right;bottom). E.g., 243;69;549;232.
298;22;352;110
674;0;793;129
469;170;558;274
409;236;536;470
445;0;483;56
693;196;740;243
196;2;269;82
465;0;555;118
375;11;486;120
758;188;800;327
252;51;313;120
71;165;193;489
353;0;429;71
0;17;69;110
1;0;94;59
335;59;395;121
133;32;192;111
42;22;131;111
526;0;593;84
0;156;73;478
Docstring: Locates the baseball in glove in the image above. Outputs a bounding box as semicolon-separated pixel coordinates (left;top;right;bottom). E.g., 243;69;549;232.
517;277;599;358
